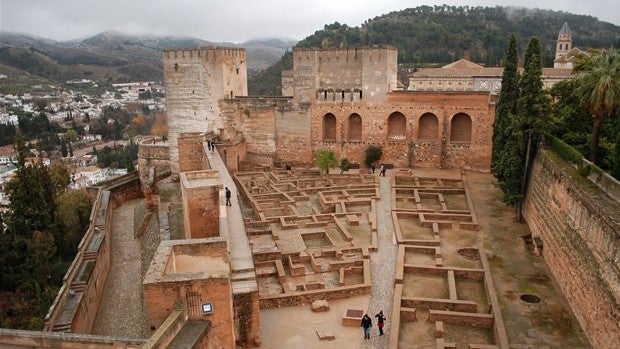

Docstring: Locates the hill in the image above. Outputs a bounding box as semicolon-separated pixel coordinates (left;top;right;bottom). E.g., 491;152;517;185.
0;31;295;93
248;5;620;95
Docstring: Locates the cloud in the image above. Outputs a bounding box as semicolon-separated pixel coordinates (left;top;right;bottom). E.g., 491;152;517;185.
0;0;618;42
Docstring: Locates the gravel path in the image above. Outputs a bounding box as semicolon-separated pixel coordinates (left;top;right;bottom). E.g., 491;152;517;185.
91;199;149;338
361;174;398;348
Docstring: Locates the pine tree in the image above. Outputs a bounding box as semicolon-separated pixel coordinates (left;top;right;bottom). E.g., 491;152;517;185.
492;34;519;176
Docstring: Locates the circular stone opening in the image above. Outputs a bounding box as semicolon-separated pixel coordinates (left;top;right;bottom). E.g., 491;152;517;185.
520;294;541;303
457;247;480;260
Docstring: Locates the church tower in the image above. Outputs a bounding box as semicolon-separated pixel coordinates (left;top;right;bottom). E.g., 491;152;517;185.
555;22;572;60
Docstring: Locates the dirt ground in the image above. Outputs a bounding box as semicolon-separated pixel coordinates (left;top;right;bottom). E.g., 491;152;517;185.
254;168;591;349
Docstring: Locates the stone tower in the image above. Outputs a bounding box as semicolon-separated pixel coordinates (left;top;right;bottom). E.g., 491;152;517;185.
163;47;247;173
555;22;572;60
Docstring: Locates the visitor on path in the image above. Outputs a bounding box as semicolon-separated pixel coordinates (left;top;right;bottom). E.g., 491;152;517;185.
371;162;376;174
380;164;386;177
361;313;372;339
375;310;386;336
207;140;212;151
225;187;232;206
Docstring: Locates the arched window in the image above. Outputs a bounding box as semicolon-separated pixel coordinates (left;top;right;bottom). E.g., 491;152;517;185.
323;113;337;141
388;112;406;140
418;113;438;141
348;113;362;141
450;113;472;143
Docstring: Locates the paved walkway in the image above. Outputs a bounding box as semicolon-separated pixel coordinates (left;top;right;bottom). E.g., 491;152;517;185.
361;174;398;348
91;199;148;338
206;147;257;293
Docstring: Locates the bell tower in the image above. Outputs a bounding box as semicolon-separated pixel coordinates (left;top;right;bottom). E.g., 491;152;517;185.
555;22;572;60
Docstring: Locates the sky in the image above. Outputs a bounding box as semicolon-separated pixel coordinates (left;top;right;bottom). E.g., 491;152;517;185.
1;0;618;43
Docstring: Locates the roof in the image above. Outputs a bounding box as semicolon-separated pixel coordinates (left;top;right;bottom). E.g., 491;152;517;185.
411;59;573;79
559;22;571;35
554;47;588;63
442;59;484;69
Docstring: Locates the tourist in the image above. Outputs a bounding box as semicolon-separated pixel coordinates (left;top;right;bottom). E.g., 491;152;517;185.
371;162;376;174
361;313;372;339
225;187;232;206
380;164;386;177
375;310;386;336
207;140;212;151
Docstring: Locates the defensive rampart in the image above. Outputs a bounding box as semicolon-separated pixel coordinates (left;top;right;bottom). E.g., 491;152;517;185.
522;149;620;349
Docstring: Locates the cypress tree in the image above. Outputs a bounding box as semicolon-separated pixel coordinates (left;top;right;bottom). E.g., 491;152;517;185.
497;37;550;208
492;34;519;176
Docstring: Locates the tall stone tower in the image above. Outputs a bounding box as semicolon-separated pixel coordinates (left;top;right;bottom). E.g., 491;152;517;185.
555;22;572;60
163;47;247;173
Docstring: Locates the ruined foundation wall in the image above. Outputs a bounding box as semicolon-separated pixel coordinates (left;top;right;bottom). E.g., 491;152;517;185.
523;150;620;349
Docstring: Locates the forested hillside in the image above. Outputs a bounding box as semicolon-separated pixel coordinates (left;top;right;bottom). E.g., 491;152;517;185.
248;5;620;95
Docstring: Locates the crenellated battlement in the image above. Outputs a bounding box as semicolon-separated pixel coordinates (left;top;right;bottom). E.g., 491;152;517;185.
163;46;246;61
293;45;397;62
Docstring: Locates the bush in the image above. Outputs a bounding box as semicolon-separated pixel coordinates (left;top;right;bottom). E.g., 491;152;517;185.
340;158;351;173
364;146;382;168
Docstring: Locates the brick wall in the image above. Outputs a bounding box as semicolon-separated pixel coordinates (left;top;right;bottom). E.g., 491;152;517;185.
523;150;620;349
144;278;235;349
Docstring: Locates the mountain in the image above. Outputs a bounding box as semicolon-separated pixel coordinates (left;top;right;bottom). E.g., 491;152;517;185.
0;31;295;92
248;5;620;95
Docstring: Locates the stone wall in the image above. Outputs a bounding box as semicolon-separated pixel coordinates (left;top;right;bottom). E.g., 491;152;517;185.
523;150;620;349
0;329;145;348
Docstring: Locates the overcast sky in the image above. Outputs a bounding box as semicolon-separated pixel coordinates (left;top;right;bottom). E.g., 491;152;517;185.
1;0;618;42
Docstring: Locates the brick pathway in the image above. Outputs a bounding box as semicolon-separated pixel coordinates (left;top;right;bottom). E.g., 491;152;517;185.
361;174;397;348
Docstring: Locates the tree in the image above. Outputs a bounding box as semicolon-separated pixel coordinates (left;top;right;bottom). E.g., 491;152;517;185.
492;34;519;175
495;37;550;208
55;190;92;258
49;162;71;197
574;49;620;164
364;146;383;168
315;149;338;175
65;129;78;142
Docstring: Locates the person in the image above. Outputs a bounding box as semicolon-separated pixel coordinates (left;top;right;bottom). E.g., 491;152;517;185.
207;140;212;151
375;310;386;336
371;162;376;174
361;313;372;339
225;187;232;206
380;164;386;177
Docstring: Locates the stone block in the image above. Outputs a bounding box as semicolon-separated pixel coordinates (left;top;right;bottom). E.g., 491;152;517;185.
311;299;329;312
316;330;335;340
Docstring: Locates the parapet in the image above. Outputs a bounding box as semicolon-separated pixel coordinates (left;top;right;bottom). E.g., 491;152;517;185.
163;46;246;61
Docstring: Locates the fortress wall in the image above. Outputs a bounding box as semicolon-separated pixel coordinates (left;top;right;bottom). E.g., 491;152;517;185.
361;47;398;98
0;329;144;348
292;46;397;103
275;105;312;166
219;98;286;166
305;91;494;170
523;150;620;349
178;133;208;172
163;47;247;173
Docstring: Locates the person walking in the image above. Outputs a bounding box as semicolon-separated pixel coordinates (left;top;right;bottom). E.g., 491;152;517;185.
225;187;232;206
371;162;376;174
361;313;372;339
379;164;386;177
375;310;386;336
